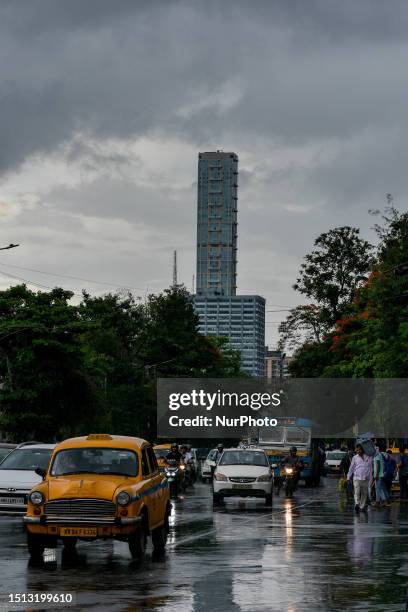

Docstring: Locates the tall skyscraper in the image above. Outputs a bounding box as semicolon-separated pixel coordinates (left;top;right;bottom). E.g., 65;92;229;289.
196;151;238;297
194;151;266;378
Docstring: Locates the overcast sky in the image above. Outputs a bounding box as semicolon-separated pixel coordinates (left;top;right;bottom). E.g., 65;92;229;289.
0;0;407;345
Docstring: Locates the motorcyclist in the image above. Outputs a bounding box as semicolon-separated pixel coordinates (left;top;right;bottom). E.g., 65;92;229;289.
180;445;195;485
166;443;182;463
281;446;304;490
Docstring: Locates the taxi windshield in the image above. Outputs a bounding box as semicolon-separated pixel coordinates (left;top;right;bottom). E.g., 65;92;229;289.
154;448;170;459
51;448;138;477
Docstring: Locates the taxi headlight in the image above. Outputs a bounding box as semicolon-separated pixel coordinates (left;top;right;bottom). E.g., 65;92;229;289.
257;474;272;482
214;472;228;481
29;491;44;506
117;491;131;506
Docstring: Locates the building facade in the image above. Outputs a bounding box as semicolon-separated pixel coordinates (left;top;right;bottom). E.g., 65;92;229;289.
196;151;238;297
194;150;265;378
265;349;292;379
195;295;265;378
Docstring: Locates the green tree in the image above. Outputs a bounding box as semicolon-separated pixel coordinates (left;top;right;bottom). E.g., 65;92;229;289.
0;285;100;440
323;208;408;378
293;226;373;326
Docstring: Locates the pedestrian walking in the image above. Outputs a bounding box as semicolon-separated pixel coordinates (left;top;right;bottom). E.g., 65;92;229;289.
340;449;354;500
383;448;397;495
399;448;408;500
347;444;372;513
373;444;390;508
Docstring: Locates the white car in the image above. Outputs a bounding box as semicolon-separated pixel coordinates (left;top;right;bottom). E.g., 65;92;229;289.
213;448;273;505
201;448;219;483
0;443;55;513
324;450;346;475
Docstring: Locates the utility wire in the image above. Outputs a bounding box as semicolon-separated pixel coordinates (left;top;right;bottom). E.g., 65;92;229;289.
0;268;83;296
0;261;145;292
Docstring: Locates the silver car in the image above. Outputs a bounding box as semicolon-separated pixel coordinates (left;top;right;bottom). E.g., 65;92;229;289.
0;443;55;513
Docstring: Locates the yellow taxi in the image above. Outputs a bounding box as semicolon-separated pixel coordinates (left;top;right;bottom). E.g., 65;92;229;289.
153;444;172;469
24;434;171;560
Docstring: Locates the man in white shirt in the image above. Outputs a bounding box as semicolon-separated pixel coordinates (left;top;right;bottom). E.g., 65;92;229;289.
347;444;373;514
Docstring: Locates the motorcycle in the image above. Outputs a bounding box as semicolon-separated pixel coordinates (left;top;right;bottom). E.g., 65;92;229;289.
164;460;186;497
282;465;298;498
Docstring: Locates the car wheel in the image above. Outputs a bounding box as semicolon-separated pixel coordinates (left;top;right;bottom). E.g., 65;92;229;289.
152;506;170;552
265;493;273;506
128;518;148;560
27;532;46;559
213;492;223;505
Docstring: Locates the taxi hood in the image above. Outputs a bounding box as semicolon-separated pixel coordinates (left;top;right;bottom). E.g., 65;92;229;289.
47;474;133;501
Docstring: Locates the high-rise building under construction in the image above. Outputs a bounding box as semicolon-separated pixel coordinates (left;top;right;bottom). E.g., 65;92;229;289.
194;151;265;378
196;151;238;297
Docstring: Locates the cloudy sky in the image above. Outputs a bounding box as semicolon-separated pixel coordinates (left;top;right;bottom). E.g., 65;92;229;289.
0;0;407;345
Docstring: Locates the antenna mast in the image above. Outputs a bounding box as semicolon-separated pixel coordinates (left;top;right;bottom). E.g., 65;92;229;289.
173;250;177;287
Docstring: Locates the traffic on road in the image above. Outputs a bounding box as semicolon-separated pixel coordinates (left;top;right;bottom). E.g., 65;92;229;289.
0;436;407;611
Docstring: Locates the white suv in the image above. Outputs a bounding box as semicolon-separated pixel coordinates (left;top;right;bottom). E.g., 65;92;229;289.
213;448;273;505
0;443;55;513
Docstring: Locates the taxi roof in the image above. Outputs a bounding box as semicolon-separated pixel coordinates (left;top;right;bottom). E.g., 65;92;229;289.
54;435;149;450
153;443;172;450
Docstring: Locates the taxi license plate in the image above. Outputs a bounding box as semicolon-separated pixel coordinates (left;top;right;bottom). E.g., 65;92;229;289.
0;497;23;504
232;484;252;489
59;527;97;537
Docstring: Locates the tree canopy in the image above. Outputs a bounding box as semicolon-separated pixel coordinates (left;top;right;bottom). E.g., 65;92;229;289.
282;209;408;379
0;285;243;441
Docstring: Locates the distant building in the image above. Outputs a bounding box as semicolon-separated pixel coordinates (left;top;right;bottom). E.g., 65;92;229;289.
265;349;292;379
194;150;265;378
195;295;265;378
196;151;238;297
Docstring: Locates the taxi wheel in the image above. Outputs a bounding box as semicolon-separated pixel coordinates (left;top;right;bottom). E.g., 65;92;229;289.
128;520;147;560
27;532;45;559
152;520;168;551
62;537;77;551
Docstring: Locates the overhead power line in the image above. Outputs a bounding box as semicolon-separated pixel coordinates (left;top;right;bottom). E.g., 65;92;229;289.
0;261;145;292
0;268;83;296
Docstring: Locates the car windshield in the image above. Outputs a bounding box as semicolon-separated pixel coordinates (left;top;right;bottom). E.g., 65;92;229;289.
207;449;218;461
50;448;138;477
154;448;170;459
0;448;15;463
327;452;346;461
219;450;268;467
0;448;52;471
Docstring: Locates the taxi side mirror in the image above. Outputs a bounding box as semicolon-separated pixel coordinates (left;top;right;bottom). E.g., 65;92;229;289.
35;467;47;480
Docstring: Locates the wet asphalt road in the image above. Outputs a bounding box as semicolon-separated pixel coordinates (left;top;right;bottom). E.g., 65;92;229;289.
0;479;407;612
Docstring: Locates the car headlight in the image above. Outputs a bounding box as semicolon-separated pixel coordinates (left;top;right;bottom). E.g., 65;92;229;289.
29;491;44;506
214;472;228;481
257;474;272;482
285;467;294;475
179;464;186;471
117;491;131;506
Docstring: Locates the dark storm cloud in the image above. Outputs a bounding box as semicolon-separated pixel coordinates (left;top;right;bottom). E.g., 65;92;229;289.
2;0;408;173
1;0;408;343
